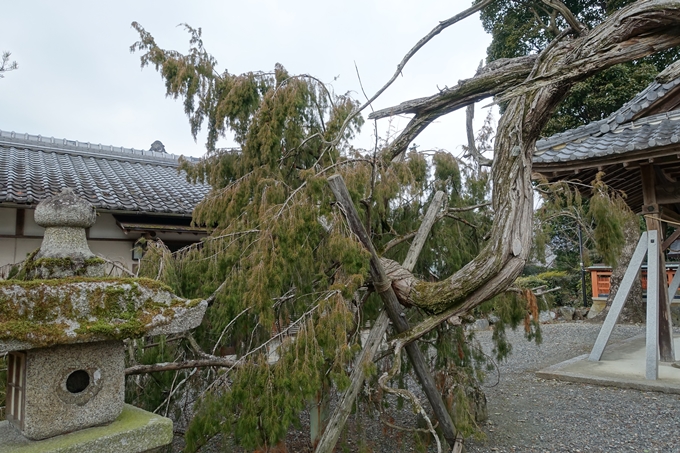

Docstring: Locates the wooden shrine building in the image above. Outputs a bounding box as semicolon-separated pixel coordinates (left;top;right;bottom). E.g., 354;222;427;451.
532;62;680;378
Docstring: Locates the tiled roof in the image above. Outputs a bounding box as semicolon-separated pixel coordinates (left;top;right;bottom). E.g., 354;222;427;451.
533;110;680;164
0;130;211;215
534;75;680;164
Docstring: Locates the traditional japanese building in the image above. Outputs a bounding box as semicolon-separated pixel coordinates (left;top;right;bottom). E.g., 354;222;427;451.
0;130;211;275
533;61;680;377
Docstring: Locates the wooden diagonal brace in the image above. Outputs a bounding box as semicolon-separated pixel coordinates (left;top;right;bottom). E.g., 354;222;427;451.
327;175;457;447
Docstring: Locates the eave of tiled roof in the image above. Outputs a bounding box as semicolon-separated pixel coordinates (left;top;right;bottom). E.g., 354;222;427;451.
0;130;211;216
534;75;680;165
533;109;680;166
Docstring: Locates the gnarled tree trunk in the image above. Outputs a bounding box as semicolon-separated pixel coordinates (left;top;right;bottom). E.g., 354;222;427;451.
373;1;680;335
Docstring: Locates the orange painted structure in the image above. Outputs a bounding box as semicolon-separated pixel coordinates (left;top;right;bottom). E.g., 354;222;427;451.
588;265;680;299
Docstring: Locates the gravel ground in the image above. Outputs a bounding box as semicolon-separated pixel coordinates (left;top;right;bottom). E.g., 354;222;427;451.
464;322;680;453
174;322;680;452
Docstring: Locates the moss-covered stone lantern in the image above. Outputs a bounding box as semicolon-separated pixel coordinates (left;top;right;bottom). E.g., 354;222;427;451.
0;189;207;451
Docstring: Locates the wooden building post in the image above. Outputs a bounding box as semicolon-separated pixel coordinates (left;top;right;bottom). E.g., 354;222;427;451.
640;165;675;362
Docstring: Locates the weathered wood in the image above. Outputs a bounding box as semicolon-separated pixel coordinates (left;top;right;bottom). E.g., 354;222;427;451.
589;232;648;362
328;175;457;446
661;227;680;252
365;1;680;327
315;190;446;453
369;56;538;158
641;164;675;362
402;191;446;271
124;357;236;375
322;1;680;446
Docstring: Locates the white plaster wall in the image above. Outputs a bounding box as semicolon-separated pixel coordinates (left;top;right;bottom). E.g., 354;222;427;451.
89;213;129;239
0;208;16;234
23;210;44;236
88;240;136;270
15;238;43;262
0;238;17;267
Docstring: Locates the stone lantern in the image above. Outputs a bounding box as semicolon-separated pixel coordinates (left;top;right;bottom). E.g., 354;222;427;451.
0;189;207;452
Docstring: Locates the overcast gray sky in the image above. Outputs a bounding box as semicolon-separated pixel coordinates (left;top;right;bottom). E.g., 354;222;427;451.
1;1;493;158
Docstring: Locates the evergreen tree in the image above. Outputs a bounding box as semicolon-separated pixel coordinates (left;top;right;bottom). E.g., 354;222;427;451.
126;2;680;450
478;0;680;135
129;23;504;451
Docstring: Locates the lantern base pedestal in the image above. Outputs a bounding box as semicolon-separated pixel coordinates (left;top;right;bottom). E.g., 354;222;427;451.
0;405;172;453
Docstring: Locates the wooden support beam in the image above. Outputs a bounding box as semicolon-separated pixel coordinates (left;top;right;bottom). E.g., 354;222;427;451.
662;227;680;251
660;209;680;226
15;209;24;237
327;175;457;447
641;165;675;362
315;190;446;453
589;232;648;361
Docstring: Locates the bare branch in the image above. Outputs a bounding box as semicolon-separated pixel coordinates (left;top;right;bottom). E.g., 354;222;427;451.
442;213;479;229
369;56;536;120
541;0;587;35
357;0;494;115
464;95;493;167
125;358;236;375
378;341;442;453
382;230;418;254
370;56;537;159
0;51;18;78
446;202;491;212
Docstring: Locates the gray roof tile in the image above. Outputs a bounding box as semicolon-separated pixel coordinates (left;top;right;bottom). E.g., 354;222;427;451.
535;71;680;165
0;130;210;215
534;110;680;164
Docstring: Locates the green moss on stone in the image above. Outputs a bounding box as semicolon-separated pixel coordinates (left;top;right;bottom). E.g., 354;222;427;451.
0;277;198;347
0;404;173;453
76;318;146;340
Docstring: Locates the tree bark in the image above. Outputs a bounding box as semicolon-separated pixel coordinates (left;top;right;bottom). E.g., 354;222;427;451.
125;358;236;375
370;1;680;330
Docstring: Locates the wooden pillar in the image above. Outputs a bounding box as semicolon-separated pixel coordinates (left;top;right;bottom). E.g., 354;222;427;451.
315;191;447;453
640;165;675;362
328;175;458;447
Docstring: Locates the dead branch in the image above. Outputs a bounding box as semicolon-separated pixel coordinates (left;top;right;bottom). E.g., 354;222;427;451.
378;341;441;453
370;55;537;159
369;55;536;120
124;358;236;375
364;1;680;318
315;191;446;453
541;0;587;35
357;0;494;115
382;230;418;254
442;213;479;229
446;202;490;212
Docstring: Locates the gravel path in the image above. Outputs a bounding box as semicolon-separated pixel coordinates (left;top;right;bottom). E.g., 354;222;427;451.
464;322;680;453
175;322;680;452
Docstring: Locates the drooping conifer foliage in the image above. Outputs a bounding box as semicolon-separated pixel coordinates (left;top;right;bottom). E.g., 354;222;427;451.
126;1;680;449
129;23;507;451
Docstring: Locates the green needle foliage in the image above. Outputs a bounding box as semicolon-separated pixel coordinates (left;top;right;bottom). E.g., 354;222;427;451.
534;173;633;298
129;23;537;451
